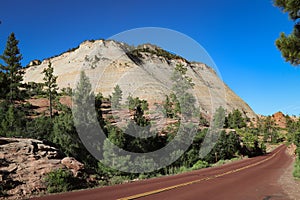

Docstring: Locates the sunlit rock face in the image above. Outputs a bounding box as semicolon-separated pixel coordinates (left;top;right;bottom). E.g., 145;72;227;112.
23;39;256;119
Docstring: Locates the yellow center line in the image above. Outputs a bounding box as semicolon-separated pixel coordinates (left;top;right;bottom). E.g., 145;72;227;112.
117;149;281;200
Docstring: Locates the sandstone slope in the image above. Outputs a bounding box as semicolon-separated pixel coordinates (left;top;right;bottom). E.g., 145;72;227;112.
23;40;256;119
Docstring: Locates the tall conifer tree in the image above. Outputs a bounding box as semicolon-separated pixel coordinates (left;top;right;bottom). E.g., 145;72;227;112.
0;33;24;103
274;0;300;66
43;61;58;119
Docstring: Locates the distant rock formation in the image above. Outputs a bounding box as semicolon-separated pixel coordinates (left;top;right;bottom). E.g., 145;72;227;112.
272;111;287;128
0;137;83;199
23;39;256;119
27;59;41;67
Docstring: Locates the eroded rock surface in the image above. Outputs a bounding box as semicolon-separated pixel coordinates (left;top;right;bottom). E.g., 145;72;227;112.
0;137;83;199
23;40;256;119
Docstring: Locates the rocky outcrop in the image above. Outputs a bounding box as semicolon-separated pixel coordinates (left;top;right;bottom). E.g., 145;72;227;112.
23;39;256;119
27;59;41;67
0;137;83;199
272;111;287;128
61;157;84;177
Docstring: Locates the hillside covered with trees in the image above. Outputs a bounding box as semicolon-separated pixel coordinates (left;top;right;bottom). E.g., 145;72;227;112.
0;32;295;198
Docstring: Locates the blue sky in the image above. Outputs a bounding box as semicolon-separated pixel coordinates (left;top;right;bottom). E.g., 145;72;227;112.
0;0;300;116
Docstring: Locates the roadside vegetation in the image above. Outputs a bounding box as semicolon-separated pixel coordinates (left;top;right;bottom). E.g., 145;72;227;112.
0;32;293;196
285;116;300;178
273;0;300;179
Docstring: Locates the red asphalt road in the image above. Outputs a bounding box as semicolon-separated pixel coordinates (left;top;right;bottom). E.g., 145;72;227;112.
33;145;292;200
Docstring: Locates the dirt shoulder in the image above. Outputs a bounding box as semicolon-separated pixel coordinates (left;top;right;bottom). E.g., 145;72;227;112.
279;144;300;200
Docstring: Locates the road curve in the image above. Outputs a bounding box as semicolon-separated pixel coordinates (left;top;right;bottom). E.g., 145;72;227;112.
33;145;292;200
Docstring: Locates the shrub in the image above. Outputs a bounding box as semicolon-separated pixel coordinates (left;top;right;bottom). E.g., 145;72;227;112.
25;116;53;140
191;160;209;170
45;168;74;193
25;82;45;97
0;104;26;137
60;87;72;96
109;176;129;185
211;157;242;167
173;166;191;174
98;180;108;187
138;173;149;180
212;159;227;166
293;158;300;179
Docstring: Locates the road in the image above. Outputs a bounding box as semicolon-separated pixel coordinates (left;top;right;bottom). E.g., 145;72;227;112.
33;145;292;200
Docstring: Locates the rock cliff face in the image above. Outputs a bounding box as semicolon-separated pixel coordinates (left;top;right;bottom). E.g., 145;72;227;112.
0;137;83;199
23;39;256;119
272;112;287;129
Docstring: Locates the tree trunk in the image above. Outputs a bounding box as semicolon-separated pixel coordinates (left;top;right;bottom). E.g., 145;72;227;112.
49;91;52;119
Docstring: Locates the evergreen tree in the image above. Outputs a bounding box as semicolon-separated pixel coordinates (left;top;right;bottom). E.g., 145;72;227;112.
262;116;277;142
25;82;45;97
126;95;149;112
274;0;300;66
163;95;173;118
212;106;226;129
0;104;25;137
43;61;58;119
72;71;101;167
25;115;53;140
204;131;241;163
0;33;24;102
226;109;246;129
170;92;180;117
95;93;105;128
101;125;131;174
111;84;122;110
0;71;8;99
52;111;80;157
73;71;96;126
171;64;196;118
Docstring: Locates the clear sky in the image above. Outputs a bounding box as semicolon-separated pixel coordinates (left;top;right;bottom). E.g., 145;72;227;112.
0;0;299;116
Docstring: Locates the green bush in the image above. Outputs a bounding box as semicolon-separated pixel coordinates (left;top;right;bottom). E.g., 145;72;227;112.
213;159;227;166
25;116;53;140
98;180;108;187
60;87;72;96
0;103;26;137
25;82;45;97
174;166;191;174
138;173;149;180
45;168;74;193
109;176;129;185
191;160;209;170
212;157;243;167
293;158;300;179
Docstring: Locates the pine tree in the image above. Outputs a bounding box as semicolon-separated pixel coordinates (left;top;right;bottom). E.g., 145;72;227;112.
72;70;100;148
274;0;300;66
226;109;246;129
111;84;122;110
0;104;25;137
171;64;196;118
101;125;131;173
212;106;226;129
52;111;80;158
163;95;173;118
43;61;58;119
0;71;8;99
73;71;95;123
95;93;105;128
0;33;24;102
